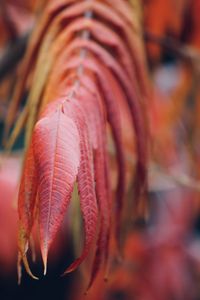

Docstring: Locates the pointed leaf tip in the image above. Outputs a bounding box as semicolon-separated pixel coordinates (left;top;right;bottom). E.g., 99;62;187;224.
32;109;80;276
41;244;48;275
22;254;39;280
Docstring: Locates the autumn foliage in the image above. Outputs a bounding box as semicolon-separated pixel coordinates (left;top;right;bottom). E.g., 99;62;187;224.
1;0;200;299
4;0;150;288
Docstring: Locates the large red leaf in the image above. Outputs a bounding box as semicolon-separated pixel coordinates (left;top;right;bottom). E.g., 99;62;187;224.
32;105;80;273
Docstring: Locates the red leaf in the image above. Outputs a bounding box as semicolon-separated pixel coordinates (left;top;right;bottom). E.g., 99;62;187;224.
18;142;38;279
77;85;111;287
63;99;98;274
32;105;80;273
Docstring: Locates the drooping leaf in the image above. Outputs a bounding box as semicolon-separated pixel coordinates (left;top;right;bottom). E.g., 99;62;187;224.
32;105;80;273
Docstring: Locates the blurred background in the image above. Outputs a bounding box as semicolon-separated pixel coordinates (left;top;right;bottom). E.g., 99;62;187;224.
1;0;200;299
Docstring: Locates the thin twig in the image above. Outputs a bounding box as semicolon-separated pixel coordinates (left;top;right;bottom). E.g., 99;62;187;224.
144;31;200;72
150;163;200;192
108;142;200;192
